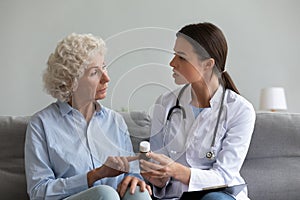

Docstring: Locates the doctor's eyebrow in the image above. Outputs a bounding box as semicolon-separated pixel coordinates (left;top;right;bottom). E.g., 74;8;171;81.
173;51;188;60
173;50;187;56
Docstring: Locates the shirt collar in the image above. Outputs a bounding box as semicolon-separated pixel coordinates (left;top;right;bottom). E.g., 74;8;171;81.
57;100;73;116
209;85;225;109
95;101;106;116
183;84;225;109
57;100;105;117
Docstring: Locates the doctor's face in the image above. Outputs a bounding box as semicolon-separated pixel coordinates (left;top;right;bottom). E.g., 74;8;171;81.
73;52;110;103
170;36;207;85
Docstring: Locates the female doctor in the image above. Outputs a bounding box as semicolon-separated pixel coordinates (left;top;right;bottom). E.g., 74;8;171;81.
140;22;256;200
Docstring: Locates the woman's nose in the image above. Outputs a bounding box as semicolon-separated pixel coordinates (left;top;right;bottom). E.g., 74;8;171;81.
100;71;110;84
169;56;176;68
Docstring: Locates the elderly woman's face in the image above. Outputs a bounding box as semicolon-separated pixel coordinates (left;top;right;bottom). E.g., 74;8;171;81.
73;52;110;103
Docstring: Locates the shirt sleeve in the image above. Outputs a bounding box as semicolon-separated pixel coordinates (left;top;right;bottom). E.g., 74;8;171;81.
150;94;168;154
25;118;88;200
149;95;172;196
188;102;256;191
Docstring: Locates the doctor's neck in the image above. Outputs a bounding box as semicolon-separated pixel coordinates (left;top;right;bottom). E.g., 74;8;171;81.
190;75;219;108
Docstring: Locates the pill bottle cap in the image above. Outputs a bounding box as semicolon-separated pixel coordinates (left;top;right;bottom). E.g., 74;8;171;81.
139;141;150;152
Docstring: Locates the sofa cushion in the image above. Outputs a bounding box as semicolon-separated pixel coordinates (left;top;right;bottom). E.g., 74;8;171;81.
241;112;300;200
0;116;30;199
120;111;151;152
242;157;300;200
0;112;150;199
1;112;299;200
246;112;300;159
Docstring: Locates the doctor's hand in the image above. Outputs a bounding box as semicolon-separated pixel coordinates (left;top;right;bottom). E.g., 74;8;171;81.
140;152;191;186
117;175;152;198
87;156;138;187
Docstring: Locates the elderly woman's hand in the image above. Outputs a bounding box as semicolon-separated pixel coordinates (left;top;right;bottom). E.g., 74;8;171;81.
117;175;152;198
87;156;138;187
140;152;191;187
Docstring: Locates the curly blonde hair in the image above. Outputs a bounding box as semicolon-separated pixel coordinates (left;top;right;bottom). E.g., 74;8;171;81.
43;33;106;102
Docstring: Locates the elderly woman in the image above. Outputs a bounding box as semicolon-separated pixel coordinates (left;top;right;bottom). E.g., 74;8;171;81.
24;33;152;200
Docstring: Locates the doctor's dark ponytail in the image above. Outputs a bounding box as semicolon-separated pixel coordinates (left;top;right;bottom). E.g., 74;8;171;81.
177;22;240;95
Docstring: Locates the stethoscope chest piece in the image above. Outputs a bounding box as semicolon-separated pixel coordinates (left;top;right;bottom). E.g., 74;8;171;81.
206;151;215;159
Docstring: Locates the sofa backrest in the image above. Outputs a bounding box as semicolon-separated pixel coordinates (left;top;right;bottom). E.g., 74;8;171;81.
1;112;300;200
0;116;30;199
0;113;151;199
246;112;300;159
241;112;300;200
120;111;151;152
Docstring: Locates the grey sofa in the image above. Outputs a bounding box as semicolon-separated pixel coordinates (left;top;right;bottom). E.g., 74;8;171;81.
0;112;300;200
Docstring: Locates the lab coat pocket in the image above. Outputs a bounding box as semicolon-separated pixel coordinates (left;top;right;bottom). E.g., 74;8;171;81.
186;137;215;168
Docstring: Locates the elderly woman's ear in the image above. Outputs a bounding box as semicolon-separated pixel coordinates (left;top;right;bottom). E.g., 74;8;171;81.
72;79;78;92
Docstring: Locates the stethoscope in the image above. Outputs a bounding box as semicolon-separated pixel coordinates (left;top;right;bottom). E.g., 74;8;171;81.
165;84;225;160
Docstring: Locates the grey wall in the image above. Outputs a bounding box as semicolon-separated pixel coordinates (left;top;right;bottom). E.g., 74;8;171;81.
1;0;299;116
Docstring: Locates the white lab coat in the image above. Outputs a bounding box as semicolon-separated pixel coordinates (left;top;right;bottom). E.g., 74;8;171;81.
150;85;256;200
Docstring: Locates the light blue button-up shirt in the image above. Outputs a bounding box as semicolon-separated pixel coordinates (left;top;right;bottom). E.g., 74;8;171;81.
25;101;140;200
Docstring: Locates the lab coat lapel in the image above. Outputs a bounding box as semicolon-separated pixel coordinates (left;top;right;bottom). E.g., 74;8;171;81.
180;85;204;149
180;85;194;136
185;85;226;163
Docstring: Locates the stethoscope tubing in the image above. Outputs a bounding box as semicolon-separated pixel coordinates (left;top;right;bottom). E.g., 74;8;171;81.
164;84;225;159
166;84;189;120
